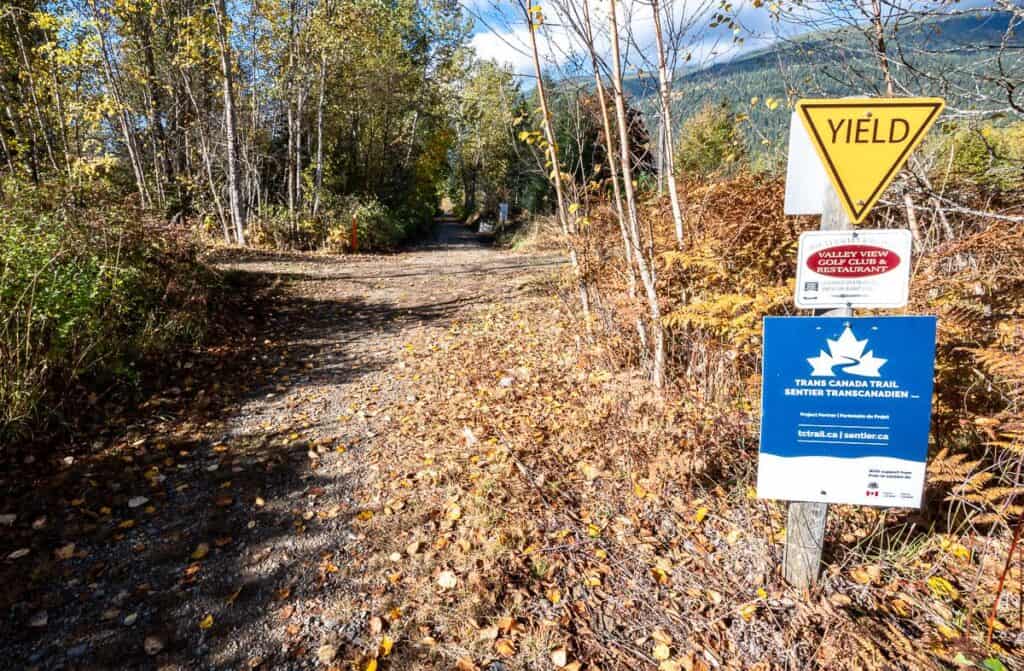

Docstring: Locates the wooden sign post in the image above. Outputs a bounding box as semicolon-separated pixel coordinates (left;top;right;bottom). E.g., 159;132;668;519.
783;183;851;589
774;95;942;590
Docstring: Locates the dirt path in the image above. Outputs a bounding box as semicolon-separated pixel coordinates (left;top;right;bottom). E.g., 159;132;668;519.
0;220;561;670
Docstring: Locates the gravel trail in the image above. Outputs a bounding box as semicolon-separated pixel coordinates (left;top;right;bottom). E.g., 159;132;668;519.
0;219;560;670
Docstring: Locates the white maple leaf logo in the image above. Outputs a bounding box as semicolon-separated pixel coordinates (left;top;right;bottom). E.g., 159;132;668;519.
807;325;887;377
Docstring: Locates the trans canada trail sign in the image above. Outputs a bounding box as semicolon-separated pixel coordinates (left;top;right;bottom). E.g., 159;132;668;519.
757;316;937;508
794;229;912;309
796;98;944;223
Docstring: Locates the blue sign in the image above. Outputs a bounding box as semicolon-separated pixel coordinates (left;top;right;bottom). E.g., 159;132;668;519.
757;316;936;508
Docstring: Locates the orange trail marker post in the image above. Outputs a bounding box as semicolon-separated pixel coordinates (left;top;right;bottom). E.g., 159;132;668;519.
350;214;358;253
796;98;944;224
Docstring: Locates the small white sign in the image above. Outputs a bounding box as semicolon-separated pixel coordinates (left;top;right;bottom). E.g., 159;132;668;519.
784;110;827;215
795;229;913;309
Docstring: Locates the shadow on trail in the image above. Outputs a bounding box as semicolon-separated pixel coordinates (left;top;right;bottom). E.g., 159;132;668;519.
0;264;473;670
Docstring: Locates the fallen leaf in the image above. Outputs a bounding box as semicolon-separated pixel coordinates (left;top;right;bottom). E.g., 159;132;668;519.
494;638;516;657
364;658;378;671
199;614;214;630
144;635;164;656
54;543;75;560
927;576;960;601
550;646;568;667
829;593;852;607
738;603;757;621
693;507;708;524
128;496;149;509
890;597;912;617
546;587;561;604
659;661;683;671
653;643;671;661
8;548;30;560
380;635;394;657
317;645;337;663
356;510;374;522
191;543;210;560
437;570;458;589
850;566;874;585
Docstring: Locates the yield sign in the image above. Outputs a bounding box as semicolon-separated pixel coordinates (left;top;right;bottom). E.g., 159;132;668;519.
796;98;944;223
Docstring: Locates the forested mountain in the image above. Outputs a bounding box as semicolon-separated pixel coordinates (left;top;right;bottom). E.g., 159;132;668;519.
627;10;1023;166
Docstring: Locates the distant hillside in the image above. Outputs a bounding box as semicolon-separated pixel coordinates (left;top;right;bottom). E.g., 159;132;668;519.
627;10;1022;169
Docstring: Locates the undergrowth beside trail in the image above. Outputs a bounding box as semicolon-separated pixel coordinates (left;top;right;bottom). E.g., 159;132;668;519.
0;181;217;442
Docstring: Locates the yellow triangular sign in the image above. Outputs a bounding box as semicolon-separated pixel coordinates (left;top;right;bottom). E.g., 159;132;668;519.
797;97;944;223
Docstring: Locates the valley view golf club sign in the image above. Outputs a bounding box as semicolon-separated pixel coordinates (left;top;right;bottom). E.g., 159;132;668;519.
762;97;943;528
795;229;913;309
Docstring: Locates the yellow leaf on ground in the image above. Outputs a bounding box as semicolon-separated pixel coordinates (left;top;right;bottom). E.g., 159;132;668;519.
927;576;960;601
546;588;561;604
198;614;214;629
191;543;210;560
693;507;708;524
850;566;873;584
364;659;378;671
653;643;671;661
494;638;516;657
356;510;374;522
380;635;394;657
651;629;672;645
738;603;757;621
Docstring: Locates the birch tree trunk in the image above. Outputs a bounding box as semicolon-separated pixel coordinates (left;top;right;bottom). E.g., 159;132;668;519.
609;0;665;388
214;0;246;245
90;12;151;208
313;51;326;217
525;0;591;330
651;0;685;248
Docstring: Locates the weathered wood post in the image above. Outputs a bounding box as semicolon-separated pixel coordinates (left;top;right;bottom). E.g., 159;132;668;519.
783;183;852;589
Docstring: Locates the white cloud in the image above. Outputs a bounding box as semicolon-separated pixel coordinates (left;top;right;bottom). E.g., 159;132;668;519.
470;27;535;75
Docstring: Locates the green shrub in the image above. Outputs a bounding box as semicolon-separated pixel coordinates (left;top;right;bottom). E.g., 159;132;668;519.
675;103;748;178
933;122;1024;193
0;180;211;439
